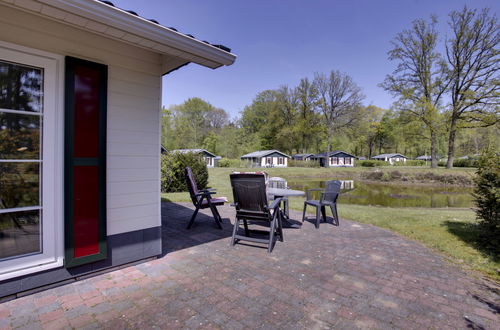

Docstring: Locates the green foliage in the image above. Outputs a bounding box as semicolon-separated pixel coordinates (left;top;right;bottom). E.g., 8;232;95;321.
453;158;478;168
393;160;426;166
161;152;208;193
217;158;231;167
288;160;320;168
360;160;386;167
473;148;500;253
217;158;244;168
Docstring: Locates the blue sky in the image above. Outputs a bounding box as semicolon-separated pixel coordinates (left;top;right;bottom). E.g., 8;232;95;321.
112;0;498;118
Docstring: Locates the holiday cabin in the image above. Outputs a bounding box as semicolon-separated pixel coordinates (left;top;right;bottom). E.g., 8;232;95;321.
241;150;290;168
0;0;235;299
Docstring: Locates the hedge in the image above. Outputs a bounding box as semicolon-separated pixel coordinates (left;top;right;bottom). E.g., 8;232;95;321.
161;152;208;193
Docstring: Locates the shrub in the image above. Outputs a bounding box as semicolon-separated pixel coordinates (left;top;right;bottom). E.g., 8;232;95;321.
217;158;231;167
453;158;478;168
161;152;208;193
473;148;500;253
360;160;386;167
288;160;320;168
395;160;425;166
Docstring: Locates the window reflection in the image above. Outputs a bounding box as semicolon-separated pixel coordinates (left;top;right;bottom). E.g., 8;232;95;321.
0;112;40;159
0;210;40;260
0;60;43;112
0;163;39;209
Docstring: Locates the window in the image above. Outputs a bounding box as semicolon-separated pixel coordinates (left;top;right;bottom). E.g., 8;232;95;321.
278;157;284;165
345;157;352;165
0;60;43;261
331;157;338;165
266;157;272;165
0;42;61;280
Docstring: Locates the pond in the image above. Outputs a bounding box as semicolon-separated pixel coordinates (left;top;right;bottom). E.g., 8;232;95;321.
287;179;474;208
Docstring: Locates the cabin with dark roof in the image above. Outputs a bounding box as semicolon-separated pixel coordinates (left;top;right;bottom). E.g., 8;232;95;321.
312;151;356;167
292;153;315;161
241;150;291;168
0;0;235;299
372;153;407;164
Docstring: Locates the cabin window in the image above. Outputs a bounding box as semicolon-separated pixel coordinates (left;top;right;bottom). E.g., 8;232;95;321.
266;157;272;165
278;157;284;165
331;157;338;165
345;157;351;165
205;157;212;166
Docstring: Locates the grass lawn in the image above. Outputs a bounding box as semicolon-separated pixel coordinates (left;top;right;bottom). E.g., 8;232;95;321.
162;167;499;281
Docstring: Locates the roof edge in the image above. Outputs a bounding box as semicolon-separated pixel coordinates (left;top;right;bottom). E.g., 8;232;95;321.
37;0;236;67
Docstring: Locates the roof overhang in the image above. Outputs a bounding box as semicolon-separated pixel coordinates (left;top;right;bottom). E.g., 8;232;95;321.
3;0;236;70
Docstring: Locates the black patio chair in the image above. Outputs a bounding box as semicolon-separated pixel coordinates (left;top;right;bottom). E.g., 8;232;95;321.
229;172;284;253
302;180;341;229
185;167;226;229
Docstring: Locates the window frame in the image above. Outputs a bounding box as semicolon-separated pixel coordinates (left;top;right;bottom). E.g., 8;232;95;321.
0;41;64;281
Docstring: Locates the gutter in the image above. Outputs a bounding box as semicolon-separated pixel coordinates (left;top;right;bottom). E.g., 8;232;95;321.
36;0;237;67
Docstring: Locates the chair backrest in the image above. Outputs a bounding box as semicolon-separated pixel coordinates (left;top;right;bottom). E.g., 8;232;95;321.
230;173;269;215
184;167;200;205
321;180;341;204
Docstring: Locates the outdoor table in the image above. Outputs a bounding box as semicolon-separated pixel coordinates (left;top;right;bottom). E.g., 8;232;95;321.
267;187;305;228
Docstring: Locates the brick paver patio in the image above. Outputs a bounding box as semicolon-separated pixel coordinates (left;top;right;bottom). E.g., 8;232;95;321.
1;202;498;329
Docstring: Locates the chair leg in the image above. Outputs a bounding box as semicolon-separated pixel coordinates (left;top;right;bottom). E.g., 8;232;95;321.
321;206;327;223
231;218;240;246
186;205;200;229
208;203;223;229
315;206;321;229
277;210;284;242
268;217;276;253
331;204;339;226
302;203;307;222
243;219;249;236
213;205;223;223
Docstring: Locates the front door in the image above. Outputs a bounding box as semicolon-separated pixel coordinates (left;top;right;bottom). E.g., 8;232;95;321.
0;43;62;280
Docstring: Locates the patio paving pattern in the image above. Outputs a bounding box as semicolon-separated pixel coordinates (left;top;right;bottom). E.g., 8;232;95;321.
0;202;499;329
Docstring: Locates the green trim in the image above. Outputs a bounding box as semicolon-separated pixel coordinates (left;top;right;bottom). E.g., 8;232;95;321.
64;56;108;268
74;158;99;166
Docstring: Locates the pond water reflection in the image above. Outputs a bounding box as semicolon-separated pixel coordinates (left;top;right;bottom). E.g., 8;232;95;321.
287;179;473;208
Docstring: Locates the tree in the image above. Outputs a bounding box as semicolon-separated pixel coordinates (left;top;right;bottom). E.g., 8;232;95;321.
314;70;364;167
382;17;448;168
167;98;230;149
294;78;323;153
445;6;500;169
473;146;500;253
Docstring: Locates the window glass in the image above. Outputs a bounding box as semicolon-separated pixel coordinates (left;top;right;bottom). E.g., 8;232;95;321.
0;61;43;112
0;162;39;209
0;60;43;262
0;112;40;159
0;210;40;259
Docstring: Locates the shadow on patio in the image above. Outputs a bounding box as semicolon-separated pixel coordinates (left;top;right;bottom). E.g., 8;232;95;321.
161;202;234;256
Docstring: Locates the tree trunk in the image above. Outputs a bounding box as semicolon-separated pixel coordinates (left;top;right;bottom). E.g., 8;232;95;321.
325;125;331;168
446;115;458;169
430;129;438;168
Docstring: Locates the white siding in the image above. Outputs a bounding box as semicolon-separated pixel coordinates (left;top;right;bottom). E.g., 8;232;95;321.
0;6;165;235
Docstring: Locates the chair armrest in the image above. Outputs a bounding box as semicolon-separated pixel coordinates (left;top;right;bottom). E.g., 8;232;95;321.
230;202;239;208
194;191;216;198
203;188;216;192
269;197;283;210
306;188;324;200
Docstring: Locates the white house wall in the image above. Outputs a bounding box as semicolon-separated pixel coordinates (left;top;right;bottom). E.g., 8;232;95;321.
0;6;163;235
259;157;288;167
